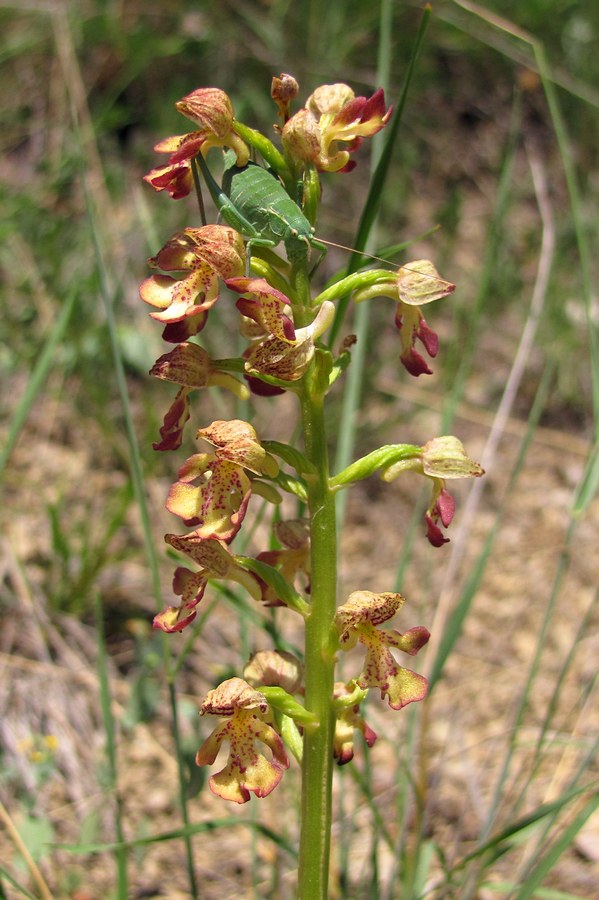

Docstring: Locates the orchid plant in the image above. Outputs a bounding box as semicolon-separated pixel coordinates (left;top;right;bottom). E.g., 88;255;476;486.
141;76;483;898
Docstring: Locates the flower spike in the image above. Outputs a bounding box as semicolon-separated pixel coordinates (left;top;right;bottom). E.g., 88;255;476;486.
140;77;478;845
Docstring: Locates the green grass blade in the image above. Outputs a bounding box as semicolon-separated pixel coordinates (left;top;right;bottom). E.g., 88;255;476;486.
0;869;37;900
511;725;599;890
0;286;77;478
333;0;429;529
513;792;599;900
513;586;599;815
440;94;521;433
55;816;298;858
457;511;594;896
484;886;585;900
452;780;599;870
532;41;598;437
94;593;128;898
63;11;199;885
428;359;553;691
572;440;599;515
328;3;432;347
447;0;597;439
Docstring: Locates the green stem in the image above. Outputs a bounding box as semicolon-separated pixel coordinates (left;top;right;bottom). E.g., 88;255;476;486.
289;252;338;898
297;356;339;900
314;268;390;307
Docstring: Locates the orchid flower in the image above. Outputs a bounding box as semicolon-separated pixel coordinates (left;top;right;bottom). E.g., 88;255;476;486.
144;88;249;199
382;435;484;546
165;420;278;539
153;535;261;633
150;342;249;451
335;591;430;710
282;84;391;173
353;260;455;375
139;225;245;342
256;519;311;605
332;682;377;765
196;678;289;804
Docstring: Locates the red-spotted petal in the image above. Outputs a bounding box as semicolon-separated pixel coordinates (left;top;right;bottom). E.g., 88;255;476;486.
166;457;251;539
152;387;190;451
227;277;295;342
197;707;289;804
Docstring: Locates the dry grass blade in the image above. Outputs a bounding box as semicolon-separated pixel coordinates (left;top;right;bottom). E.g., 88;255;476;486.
0;798;52;900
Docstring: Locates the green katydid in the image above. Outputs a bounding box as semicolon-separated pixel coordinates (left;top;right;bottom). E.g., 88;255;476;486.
195;150;437;277
195;150;328;269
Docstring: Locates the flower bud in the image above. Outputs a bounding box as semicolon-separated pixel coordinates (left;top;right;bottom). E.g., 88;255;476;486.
307;83;356;121
176;87;235;137
244;650;304;694
282;109;323;165
272;73;299;124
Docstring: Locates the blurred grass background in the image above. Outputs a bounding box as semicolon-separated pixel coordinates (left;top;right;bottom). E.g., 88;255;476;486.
0;1;598;898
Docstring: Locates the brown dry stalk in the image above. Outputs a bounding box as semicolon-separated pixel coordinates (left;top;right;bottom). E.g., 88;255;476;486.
0;798;54;900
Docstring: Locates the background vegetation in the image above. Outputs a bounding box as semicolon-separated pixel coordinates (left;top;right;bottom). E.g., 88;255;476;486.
0;1;597;897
